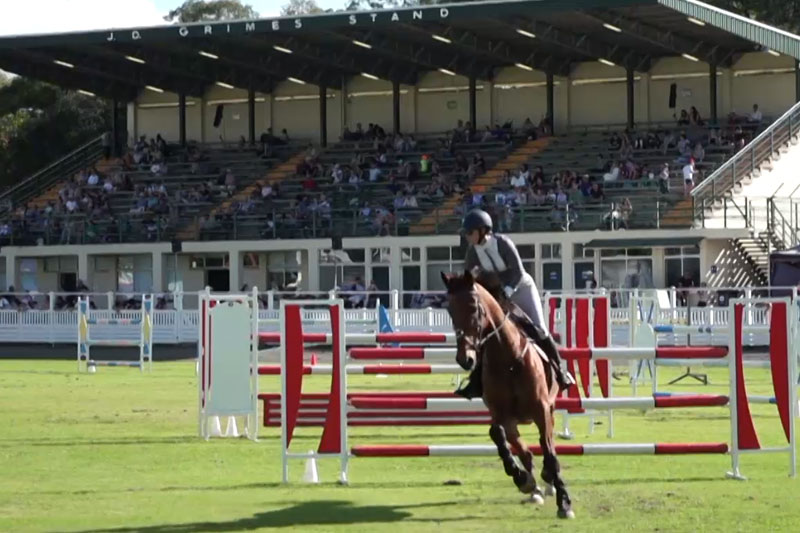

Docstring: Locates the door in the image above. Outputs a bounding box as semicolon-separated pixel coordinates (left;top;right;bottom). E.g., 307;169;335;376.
542;263;562;292
206;269;230;292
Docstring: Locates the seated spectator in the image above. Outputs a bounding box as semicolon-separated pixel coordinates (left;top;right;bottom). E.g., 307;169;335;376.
677;109;690;126
603;163;621;182
510;170;527;189
589;182;605;202
608;132;622;150
692;141;705;162
747;104;763;124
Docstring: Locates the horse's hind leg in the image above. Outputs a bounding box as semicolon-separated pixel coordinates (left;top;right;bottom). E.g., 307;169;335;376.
504;423;544;505
535;408;575;519
489;423;536;495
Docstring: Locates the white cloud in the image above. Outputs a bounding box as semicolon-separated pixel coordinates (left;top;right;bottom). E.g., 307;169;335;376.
0;0;166;37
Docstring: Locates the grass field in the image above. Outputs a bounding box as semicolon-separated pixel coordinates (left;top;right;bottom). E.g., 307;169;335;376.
1;359;798;533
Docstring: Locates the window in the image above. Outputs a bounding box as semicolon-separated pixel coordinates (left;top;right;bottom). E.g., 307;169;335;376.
401;247;420;263
541;244;561;260
266;251;301;291
319;248;365;291
665;246;700;288
426;246;466;290
371;247;391;264
517;244;536;280
573;244;595;258
117;255;153;293
243;253;260;269
599;248;654;307
19;258;37;291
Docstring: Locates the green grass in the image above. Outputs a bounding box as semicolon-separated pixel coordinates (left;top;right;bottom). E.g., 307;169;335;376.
0;359;798;532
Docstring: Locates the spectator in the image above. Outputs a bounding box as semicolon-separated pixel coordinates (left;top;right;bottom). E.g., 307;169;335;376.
689;106;704;126
682;158;696;196
692;141;705;163
677;109;690;126
658;162;671;194
748;104;763;124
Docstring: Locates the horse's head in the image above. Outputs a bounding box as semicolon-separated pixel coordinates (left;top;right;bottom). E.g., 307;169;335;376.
441;270;484;371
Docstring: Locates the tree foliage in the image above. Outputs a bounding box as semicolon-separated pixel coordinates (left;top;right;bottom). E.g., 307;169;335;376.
0;79;109;189
281;0;324;16
164;0;259;23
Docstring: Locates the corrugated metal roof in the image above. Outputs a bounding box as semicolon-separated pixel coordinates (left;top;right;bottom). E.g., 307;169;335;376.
659;0;800;59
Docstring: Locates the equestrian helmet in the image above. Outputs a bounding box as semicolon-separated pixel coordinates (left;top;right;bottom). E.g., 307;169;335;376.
462;209;493;233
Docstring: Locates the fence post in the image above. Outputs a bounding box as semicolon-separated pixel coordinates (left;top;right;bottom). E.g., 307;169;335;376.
173;290;182;343
107;291;114;310
267;290;274;310
48;291;55;345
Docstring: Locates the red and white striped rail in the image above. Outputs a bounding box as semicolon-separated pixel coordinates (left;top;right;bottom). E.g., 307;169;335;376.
258;363;462;375
351;443;730;457
259;331;456;345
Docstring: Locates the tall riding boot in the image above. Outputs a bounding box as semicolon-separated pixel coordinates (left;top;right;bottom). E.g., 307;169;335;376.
455;361;484;399
537;334;576;392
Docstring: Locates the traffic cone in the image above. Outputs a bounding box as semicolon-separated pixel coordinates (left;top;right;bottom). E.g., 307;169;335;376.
224;417;240;438
208;416;222;437
303;451;319;483
310;353;319;366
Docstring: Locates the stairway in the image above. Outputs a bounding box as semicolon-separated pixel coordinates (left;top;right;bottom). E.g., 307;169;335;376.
410;138;551;234
732;231;783;284
24;156;119;210
660;197;693;228
176;151;306;240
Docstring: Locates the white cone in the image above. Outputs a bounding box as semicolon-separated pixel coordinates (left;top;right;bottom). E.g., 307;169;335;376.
208;416;222;437
224;417;240;438
303;451;319;484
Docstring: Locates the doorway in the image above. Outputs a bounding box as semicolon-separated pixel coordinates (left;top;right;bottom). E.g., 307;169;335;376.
206;269;230;292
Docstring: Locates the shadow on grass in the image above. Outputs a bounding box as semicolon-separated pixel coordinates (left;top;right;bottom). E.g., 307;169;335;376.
72;500;470;532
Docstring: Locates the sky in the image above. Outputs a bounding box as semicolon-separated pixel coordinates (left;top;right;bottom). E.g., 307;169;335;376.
0;0;344;37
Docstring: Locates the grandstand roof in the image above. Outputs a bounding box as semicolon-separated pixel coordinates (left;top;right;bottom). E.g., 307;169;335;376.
0;0;797;101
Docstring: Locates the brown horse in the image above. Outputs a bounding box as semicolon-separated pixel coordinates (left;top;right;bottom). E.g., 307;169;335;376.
441;270;574;519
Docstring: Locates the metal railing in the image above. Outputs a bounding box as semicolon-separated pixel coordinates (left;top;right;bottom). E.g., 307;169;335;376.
692;101;800;214
0;134;106;211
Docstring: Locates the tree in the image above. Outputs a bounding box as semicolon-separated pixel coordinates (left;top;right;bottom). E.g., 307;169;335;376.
282;0;324;16
164;0;258;23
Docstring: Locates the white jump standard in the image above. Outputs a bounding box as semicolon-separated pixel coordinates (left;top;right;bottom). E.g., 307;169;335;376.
77;295;154;373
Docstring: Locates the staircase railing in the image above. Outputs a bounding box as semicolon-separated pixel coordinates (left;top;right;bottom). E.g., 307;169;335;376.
692;100;800;216
0;134;106;212
767;197;798;251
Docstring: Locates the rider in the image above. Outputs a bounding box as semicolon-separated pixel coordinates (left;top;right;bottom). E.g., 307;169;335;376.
455;208;576;398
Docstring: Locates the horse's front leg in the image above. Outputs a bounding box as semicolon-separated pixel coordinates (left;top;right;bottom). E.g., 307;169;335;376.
488;422;536;495
535;406;575;519
504;422;545;505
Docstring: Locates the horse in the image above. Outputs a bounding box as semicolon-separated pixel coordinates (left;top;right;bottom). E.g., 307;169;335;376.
440;270;574;519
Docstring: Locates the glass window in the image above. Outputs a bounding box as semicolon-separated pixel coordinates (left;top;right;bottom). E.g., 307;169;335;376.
402;247;420;262
93;256;114;272
243;253;259;268
600;248;625;258
133;255;152;270
371;248;391;263
118;256;135;271
518;245;536;259
542;263;562;291
574;244;594;258
541;245;552;260
402;265;421;308
60;256;78;272
627;248;652;257
20;258;37;274
44;257;59;272
665;247;681;257
451;246;466;261
428;247;450;261
344;248;365;263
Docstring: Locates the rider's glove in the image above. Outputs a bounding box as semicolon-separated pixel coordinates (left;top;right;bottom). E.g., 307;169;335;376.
503;285;515;299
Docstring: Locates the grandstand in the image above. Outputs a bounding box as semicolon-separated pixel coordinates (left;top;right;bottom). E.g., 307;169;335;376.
1;0;799;299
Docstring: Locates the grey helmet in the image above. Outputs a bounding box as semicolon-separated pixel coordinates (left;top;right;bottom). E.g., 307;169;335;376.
462;209;493;233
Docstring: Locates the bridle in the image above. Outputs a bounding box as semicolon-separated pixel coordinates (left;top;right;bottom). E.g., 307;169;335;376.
453;289;511;353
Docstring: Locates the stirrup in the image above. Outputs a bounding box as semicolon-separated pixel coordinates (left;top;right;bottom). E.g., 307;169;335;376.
454;380;482;400
558;370;576;392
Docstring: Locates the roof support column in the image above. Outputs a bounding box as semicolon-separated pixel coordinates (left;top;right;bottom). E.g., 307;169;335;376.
110;99;119;158
626;68;634;130
248;87;256;146
546;72;555;135
319;83;328;148
709;63;718;125
795;59;800;103
178;93;187;147
392;80;401;135
469;76;477;137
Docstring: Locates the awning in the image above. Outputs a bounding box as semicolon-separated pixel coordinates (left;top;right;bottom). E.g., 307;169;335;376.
584;237;702;248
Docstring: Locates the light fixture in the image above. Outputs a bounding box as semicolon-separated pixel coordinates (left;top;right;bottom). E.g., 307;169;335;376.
216;81;235;89
125;55;146;64
199;51;219;59
516;28;536;39
598;58;616;67
515;63;533;71
273;45;293;54
361;73;379;80
682;53;699;62
687;17;706;26
432;34;451;44
145;85;164;93
54;60;74;68
767;49;781;57
603;23;622;33
438;68;456;76
352;39;372;49
77;89;96;97
287;77;306;85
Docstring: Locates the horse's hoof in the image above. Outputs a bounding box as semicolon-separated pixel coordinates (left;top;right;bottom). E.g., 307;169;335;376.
544;483;556;497
516;471;536;494
521;492;545;505
557;508;576;520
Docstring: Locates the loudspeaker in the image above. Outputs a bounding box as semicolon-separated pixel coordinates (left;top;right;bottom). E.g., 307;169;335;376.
331;235;343;250
669;83;677;109
213;104;224;128
172;240;182;253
